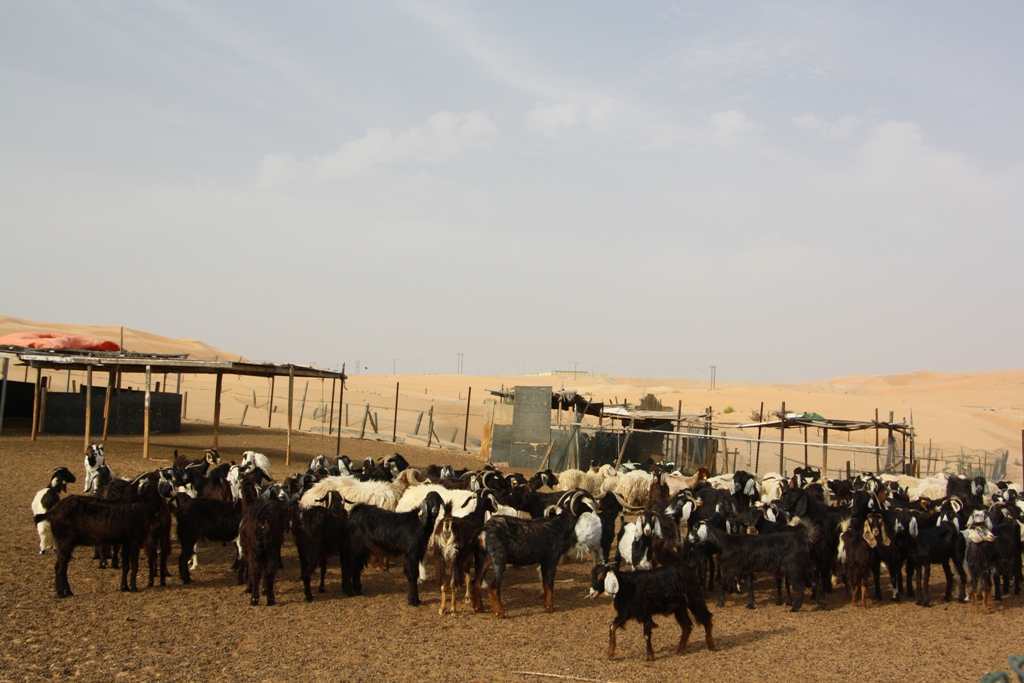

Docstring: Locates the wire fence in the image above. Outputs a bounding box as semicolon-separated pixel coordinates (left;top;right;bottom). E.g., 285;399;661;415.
11;366;1022;483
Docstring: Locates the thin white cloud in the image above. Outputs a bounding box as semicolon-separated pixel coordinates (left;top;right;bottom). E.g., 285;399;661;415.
259;110;496;185
708;109;761;139
525;102;579;137
793;113;862;139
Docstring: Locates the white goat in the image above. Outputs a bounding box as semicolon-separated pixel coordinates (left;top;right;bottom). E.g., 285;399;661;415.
300;468;426;511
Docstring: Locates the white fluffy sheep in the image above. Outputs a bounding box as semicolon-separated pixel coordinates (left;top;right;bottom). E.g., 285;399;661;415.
396;484;476;516
556;468;608;497
300;468;426;511
606;470;653;510
904;473;949;501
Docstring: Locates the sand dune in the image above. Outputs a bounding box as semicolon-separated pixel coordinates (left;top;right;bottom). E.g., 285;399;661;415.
2;314;1022;458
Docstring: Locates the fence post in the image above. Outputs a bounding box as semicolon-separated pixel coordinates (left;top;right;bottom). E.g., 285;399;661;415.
754;401;763;474
360;403;370;440
822;428;828;478
240;404;248;426
875;408;880;473
393;381;400;443
426;406;434;448
335;364;345;457
329;378;336;436
778;402;786;475
268;375;275;429
463;387;472;451
297;381;309;431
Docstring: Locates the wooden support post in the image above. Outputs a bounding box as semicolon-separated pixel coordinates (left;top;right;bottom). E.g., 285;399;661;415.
335;365;345;457
754;401;764;474
286;366;294;466
721;431;729;472
31;367;42;441
413;412;424;435
1020;429;1023;489
143;365;151;459
463;387;472;451
240;404;248;426
83;366;93;451
615;424;634;470
39;383;48;432
183;392;188;419
360;403;370;440
328;378;336;436
426;406;435;448
778;401;786;475
392;381;400;443
0;357;9;434
822;428;829;479
268;375;275;429
176;373;181;394
101;370;114;442
212;372;223;450
846;459;851;480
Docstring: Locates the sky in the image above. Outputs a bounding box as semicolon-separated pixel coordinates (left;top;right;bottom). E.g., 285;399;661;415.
2;2;1022;382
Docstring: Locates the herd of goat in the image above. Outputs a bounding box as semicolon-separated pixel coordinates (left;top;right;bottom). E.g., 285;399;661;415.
30;444;1024;661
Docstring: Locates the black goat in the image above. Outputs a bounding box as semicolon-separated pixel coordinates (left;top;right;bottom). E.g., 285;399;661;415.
840;514;888;608
292;490;350;601
237;482;290;606
965;523;999;613
780;487;850;593
690;519;824;611
429;492;501;614
47;476;173;597
346;491;444;606
589;562;714;661
474;502;582;618
898;511;967;605
173;494;243;584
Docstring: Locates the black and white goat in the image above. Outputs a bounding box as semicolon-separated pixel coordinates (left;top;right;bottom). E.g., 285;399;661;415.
237;477;290;606
588;561;714;661
32;467;77;554
83;444;105;493
345;490;444;607
474;494;585;618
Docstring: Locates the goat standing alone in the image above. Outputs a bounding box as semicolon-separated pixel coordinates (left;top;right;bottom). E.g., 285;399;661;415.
589;561;714;661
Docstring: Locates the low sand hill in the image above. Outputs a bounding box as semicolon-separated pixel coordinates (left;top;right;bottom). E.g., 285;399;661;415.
0;315;239;361
3;314;1021;460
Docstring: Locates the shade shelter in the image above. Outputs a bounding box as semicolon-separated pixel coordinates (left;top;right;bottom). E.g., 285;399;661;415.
0;346;346;465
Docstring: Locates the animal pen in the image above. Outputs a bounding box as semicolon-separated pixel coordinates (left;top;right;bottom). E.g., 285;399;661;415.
0;346;345;465
483;387;1020;483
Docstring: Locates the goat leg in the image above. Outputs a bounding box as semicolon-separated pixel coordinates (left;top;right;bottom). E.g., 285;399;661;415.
439;583;448;616
607;621;619;659
674;607;693;654
643;619;656;661
745;575;755;609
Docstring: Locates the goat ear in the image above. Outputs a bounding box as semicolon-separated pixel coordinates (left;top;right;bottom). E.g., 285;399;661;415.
880;523;891;546
653;517;663;538
862;526;877;548
909;517;919;538
603;572;619;596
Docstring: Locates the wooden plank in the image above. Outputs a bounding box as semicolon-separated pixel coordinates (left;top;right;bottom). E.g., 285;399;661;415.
393;381;400;443
335;364;344;457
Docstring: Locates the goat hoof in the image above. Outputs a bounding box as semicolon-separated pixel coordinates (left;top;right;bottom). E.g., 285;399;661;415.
266;599;275;606
745;604;755;610
250;599;259;606
304;595;313;603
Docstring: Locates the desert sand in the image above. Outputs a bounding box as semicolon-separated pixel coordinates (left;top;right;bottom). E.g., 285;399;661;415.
2;314;1022;479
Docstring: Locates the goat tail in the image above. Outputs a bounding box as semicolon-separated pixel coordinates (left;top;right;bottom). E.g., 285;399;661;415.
793;517;820;545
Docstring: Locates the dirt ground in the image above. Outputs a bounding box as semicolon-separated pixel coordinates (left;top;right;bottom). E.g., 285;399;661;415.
1;425;1020;683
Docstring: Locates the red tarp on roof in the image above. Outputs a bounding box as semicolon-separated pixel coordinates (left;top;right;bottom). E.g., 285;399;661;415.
0;331;120;352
